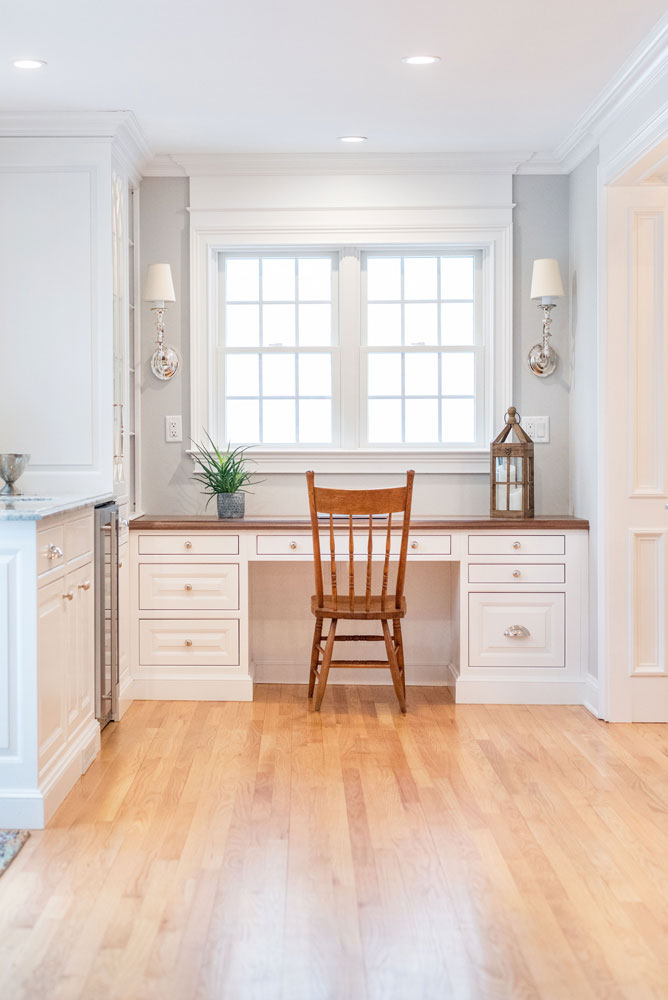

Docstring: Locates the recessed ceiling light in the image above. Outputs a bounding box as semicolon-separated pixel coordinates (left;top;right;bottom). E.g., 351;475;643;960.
339;136;367;143
13;59;47;70
401;55;441;65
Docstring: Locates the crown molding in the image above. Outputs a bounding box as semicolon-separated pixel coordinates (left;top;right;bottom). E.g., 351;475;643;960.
145;150;532;178
0;110;152;176
552;12;668;173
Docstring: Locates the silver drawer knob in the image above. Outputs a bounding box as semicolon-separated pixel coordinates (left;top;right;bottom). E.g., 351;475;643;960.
184;541;192;549
512;541;521;550
410;541;419;549
185;584;193;591
504;624;530;638
78;580;91;591
289;541;297;549
184;639;193;647
512;570;521;578
47;543;63;560
62;590;74;601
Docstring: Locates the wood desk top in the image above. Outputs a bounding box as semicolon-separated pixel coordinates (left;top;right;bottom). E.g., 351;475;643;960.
131;514;590;531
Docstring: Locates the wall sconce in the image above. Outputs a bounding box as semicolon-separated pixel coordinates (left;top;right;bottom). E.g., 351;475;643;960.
528;258;564;378
144;263;179;380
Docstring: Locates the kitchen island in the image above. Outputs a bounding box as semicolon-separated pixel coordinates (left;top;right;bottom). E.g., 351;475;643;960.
0;493;111;828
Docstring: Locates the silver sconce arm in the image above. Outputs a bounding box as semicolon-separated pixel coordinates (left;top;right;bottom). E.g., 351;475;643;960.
150;305;180;380
527;301;557;378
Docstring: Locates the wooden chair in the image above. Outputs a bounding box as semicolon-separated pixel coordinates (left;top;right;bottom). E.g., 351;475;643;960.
306;470;415;713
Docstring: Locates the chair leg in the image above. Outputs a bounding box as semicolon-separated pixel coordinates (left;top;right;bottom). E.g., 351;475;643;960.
314;619;337;711
393;618;406;698
383;619;406;713
308;619;322;698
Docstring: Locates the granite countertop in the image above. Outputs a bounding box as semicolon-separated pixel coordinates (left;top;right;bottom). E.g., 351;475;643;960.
0;491;114;521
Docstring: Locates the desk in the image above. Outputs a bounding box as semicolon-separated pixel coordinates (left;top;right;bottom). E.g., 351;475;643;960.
128;515;589;708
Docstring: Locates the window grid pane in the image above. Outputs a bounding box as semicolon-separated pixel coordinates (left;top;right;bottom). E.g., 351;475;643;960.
362;251;480;445
221;253;335;445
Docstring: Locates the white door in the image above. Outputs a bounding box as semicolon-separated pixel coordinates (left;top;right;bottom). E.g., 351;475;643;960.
603;184;668;720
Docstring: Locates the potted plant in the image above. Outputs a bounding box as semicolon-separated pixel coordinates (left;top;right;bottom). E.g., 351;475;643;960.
191;433;258;519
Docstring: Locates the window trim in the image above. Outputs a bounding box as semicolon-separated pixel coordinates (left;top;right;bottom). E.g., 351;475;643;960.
189;214;512;474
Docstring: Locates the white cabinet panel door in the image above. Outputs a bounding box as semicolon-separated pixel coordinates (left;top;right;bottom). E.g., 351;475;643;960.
468;593;565;668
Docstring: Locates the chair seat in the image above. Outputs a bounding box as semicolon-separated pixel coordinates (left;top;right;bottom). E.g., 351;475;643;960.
311;594;407;620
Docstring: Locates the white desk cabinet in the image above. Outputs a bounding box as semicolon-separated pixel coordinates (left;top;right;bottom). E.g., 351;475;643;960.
129;515;589;707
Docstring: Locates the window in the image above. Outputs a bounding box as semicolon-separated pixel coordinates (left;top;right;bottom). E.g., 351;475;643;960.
220;253;337;446
215;247;487;454
363;252;483;446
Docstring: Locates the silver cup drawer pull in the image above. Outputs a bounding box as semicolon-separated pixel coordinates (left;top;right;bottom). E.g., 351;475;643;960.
47;544;63;560
504;624;531;639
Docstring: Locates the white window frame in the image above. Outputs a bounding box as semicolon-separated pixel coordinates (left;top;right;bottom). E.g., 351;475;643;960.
190;214;512;474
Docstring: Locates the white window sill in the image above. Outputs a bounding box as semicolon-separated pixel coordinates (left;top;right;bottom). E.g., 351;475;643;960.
187;448;490;475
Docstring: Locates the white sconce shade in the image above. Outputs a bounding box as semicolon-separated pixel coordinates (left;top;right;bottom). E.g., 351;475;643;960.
144;263;176;304
530;258;564;301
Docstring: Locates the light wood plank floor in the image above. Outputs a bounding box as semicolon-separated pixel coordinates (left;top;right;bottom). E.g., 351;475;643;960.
2;687;668;999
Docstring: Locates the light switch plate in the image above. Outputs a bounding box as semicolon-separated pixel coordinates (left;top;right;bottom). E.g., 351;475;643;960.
165;415;183;442
522;416;550;443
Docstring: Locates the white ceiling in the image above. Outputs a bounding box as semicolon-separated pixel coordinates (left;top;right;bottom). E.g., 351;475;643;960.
1;1;666;155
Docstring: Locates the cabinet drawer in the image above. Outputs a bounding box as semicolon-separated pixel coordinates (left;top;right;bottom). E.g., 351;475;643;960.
139;619;239;666
255;533;451;557
37;524;65;579
138;533;239;556
139;564;239;611
468;535;565;556
468;592;565;667
256;534;313;556
64;513;93;563
408;534;451;555
468;563;565;584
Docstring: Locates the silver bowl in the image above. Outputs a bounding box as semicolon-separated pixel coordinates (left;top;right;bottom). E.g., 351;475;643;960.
0;454;30;495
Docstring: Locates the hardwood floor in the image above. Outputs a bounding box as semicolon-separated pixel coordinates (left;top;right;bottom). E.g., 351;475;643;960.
2;688;668;999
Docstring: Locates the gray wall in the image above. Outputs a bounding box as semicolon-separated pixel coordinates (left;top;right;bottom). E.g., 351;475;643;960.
140;175;572;516
568;149;599;678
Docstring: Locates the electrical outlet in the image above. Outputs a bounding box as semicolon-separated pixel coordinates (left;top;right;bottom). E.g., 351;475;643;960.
522;416;550;443
165;415;182;442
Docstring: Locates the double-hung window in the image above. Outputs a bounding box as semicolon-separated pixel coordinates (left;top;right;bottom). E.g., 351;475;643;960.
220;253;338;446
215;245;487;453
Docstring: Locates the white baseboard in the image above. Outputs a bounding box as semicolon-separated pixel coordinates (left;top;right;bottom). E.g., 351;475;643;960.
583;674;603;718
455;676;587;705
127;675;254;701
0;718;101;830
116;673;134;720
253;659;456;686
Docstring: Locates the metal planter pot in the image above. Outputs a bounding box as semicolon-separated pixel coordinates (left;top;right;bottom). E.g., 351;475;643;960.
216;492;245;519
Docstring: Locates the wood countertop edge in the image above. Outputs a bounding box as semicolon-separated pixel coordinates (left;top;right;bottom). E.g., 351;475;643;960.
131;515;590;531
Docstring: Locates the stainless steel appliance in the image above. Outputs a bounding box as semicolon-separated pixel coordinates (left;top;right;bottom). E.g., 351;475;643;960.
94;502;119;728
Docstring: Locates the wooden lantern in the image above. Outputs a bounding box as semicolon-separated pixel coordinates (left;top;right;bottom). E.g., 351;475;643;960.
490;407;534;518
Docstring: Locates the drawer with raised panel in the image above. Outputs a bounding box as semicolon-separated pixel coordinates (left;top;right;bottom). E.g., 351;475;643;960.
256;532;452;557
468;563;565;584
138;533;239;556
36;524;66;579
138;564;239;611
468;592;565;668
139;619;240;666
468;535;565;556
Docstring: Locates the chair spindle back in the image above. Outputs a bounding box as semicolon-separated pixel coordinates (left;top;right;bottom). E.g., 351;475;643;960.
306;471;415;611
